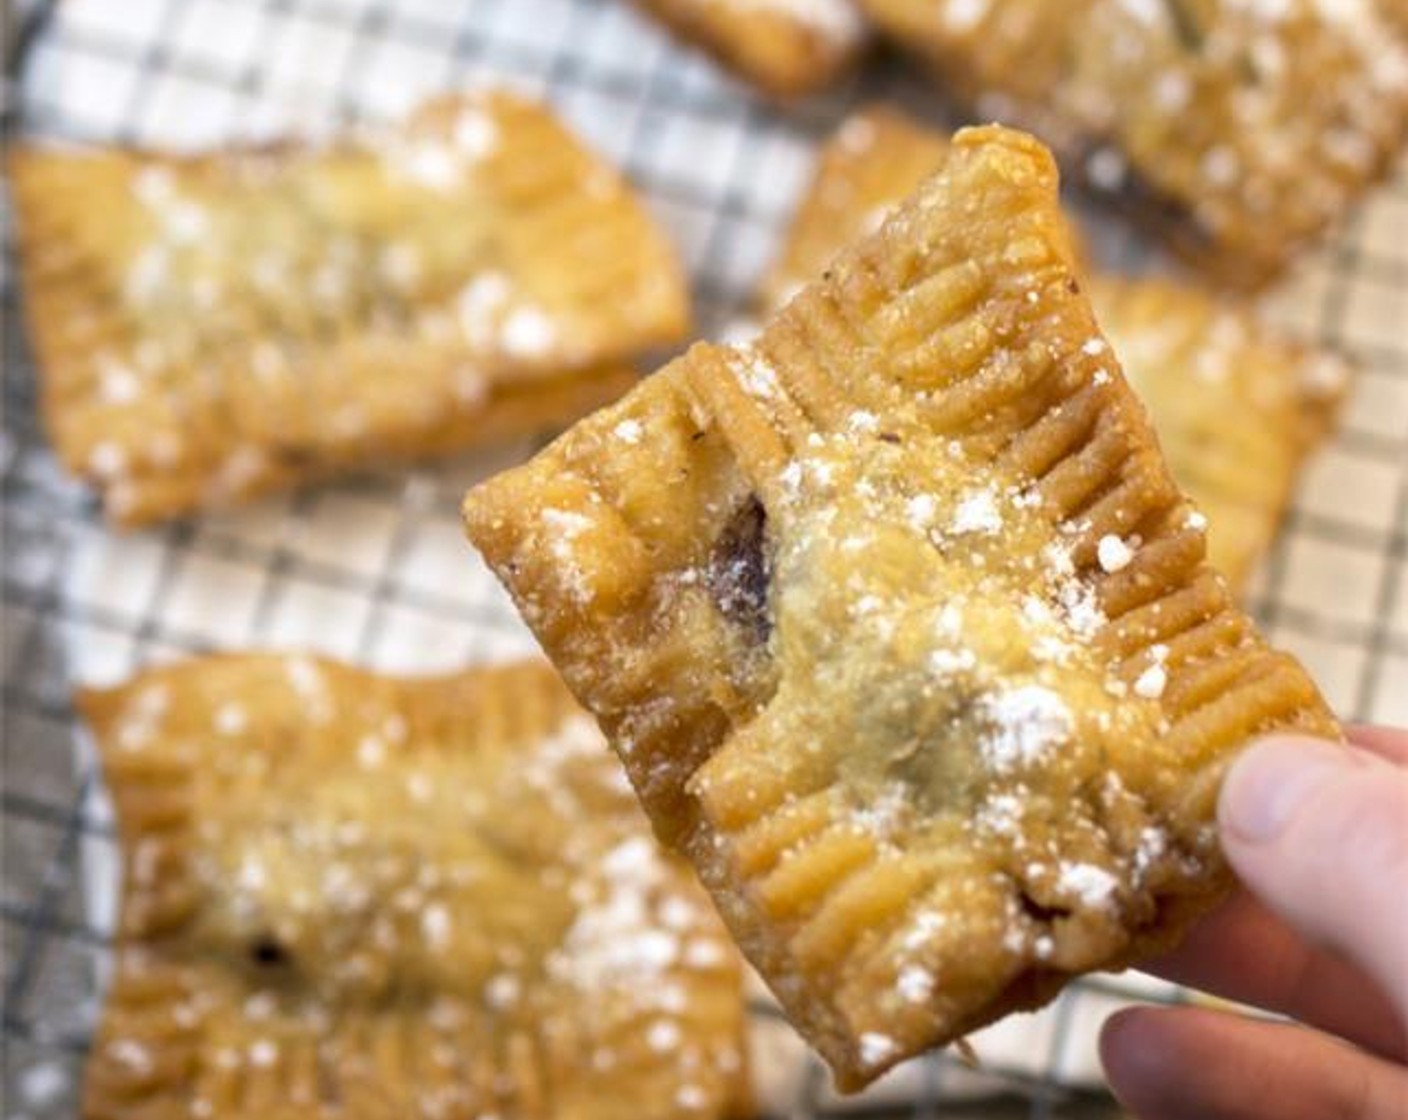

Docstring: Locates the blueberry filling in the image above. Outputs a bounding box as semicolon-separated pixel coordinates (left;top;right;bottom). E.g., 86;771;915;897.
706;495;772;644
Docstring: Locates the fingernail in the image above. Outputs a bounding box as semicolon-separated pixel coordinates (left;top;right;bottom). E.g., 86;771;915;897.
1219;737;1351;844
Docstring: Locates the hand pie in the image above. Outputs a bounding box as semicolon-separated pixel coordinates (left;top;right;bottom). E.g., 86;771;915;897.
630;0;866;97
856;0;1408;287
11;91;688;526
80;656;749;1119
762;106;1350;591
1088;276;1347;591
464;126;1338;1089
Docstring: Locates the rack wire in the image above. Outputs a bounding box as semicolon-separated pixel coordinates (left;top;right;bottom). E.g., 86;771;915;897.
3;1;1405;1116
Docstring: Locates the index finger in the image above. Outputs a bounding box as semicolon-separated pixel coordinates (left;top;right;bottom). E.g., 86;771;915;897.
1135;891;1407;1060
1346;724;1408;766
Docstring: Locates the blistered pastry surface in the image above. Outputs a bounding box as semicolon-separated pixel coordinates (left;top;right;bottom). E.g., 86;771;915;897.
632;0;865;96
81;657;749;1119
465;126;1338;1088
761;105;1351;590
858;0;1408;286
11;90;685;524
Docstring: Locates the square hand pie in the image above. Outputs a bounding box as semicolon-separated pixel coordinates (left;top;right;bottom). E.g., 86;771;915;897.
11;90;688;526
631;0;866;97
856;0;1408;287
762;106;1350;591
1088;275;1347;592
81;656;749;1119
464;127;1338;1089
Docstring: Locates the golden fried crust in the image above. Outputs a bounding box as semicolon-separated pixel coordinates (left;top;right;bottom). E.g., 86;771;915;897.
759;107;951;312
762;105;1351;591
80;656;749;1120
11;91;688;526
463;126;1338;1090
857;0;1408;287
632;0;866;97
1088;276;1349;590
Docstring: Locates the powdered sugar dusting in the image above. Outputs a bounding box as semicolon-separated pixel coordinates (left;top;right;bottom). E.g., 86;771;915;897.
541;508;597;603
978;686;1073;773
614;418;644;444
1134;661;1168;700
501;305;559;358
732;345;784;402
1134;644;1170;700
942;0;991;32
897;963;935;1003
453;108;499;159
1097;534;1135;573
859;1031;899;1066
951;486;1003;535
1058;861;1119;909
96;658;742;1106
398;141;463;192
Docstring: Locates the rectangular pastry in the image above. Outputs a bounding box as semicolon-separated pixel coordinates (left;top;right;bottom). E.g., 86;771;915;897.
1088;275;1347;592
11;91;688;526
81;656;749;1119
762;106;1350;591
463;126;1339;1089
631;0;866;97
856;0;1408;287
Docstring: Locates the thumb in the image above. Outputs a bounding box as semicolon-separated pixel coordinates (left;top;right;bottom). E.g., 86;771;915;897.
1218;735;1408;1022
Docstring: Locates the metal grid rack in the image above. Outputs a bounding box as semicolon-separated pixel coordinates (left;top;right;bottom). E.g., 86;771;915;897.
3;0;1405;1116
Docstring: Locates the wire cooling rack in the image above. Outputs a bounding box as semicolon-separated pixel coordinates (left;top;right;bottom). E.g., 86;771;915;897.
2;1;1405;1116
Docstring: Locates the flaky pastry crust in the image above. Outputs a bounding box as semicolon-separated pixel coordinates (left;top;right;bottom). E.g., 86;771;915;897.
761;105;1351;591
81;656;749;1119
464;126;1338;1089
631;0;866;97
12;91;687;525
857;0;1408;287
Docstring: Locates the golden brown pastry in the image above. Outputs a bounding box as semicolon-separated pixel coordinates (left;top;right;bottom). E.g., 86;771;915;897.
631;0;866;97
11;91;688;526
1088;275;1347;591
758;106;952;314
463;126;1338;1089
81;656;749;1119
761;105;1351;590
856;0;1408;287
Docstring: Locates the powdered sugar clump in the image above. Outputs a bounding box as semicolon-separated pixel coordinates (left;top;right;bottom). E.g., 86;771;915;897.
732;346;784;402
552;836;682;991
942;0;991;32
897;964;935;1003
401;142;462;192
214;703;248;736
951;486;1003;535
454;108;499;159
501;305;558;358
859;1032;899;1066
538;508;599;604
1058;862;1119;909
1134;662;1168;700
1133;826;1168;879
1097;534;1135;573
978;686;1073;773
974;791;1025;837
1134;644;1170;700
614;419;644;444
907;493;938;527
456;272;511;345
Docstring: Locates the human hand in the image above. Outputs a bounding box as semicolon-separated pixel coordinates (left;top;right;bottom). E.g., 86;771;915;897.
1101;726;1408;1119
